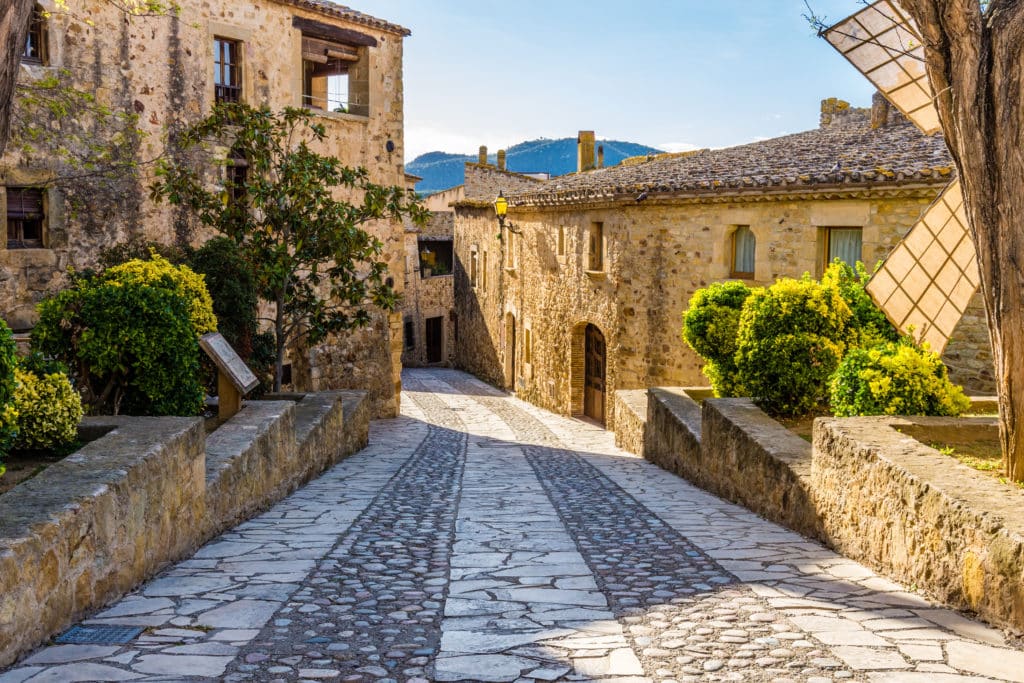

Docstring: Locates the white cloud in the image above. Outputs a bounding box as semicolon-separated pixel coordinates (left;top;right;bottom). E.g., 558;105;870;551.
657;141;702;154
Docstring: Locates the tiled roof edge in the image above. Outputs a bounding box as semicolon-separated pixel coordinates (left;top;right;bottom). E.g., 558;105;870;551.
271;0;411;36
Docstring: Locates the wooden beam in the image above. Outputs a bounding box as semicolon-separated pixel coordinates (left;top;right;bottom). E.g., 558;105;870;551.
292;16;377;47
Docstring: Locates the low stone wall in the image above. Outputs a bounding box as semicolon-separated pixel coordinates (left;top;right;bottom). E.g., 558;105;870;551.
0;391;370;668
0;417;205;668
644;388;703;478
611;390;647;455
814;416;1024;632
701;399;822;540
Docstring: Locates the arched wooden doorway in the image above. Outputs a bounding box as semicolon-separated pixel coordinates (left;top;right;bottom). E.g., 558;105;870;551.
505;313;516;389
583;323;606;423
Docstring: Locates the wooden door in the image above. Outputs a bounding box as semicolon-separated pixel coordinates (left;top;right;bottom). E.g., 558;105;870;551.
426;316;443;363
584;324;606;423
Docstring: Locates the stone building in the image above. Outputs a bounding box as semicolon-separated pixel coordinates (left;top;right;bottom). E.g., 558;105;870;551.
452;100;993;426
2;0;412;416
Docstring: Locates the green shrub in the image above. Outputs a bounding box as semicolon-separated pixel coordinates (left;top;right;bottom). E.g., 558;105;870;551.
735;276;851;416
186;237;258;357
104;254;218;336
13;366;83;451
682;281;752;396
97;238;186;269
0;323;20;473
32;273;205;416
821;259;899;347
830;340;970;417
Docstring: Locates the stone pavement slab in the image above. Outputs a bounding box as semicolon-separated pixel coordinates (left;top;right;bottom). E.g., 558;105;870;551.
2;368;1022;682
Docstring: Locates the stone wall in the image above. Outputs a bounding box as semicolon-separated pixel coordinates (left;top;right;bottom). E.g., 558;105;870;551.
814;416;1024;632
2;0;410;416
611;389;647;453
452;174;994;423
643;387;703;476
401;210;456;368
0;391;370;668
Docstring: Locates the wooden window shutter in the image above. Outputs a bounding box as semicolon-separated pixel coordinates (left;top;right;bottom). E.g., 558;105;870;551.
6;188;44;219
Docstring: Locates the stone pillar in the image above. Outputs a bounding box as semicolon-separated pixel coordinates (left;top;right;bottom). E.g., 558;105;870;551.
577;131;596;172
871;91;891;129
478;145;488;165
497;149;506;171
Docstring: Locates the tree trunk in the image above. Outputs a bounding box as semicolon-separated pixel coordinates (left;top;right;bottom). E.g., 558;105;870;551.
0;0;34;156
274;292;286;392
899;0;1024;480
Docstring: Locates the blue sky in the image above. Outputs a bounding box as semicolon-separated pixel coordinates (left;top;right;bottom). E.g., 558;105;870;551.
351;1;875;161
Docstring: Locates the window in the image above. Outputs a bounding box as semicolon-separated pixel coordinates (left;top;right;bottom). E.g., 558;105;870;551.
730;226;755;278
418;239;453;277
22;5;46;64
404;319;415;351
557;226;566;257
301;36;368;115
823;227;863;269
214;38;242;104
588;222;604;271
6;187;45;249
470;246;479;287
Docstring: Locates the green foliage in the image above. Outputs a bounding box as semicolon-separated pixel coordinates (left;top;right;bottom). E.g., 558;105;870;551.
681;281;753;396
735;276;852;416
151;103;429;390
97;238;186;270
104;254;218;336
831;340;971;417
13;366;83;451
185;237;257;356
0;323;20;474
821;259;899;347
32;273;204;416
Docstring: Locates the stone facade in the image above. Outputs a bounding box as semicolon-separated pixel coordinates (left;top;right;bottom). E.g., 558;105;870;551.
2;0;411;416
401;207;456;367
453;104;995;425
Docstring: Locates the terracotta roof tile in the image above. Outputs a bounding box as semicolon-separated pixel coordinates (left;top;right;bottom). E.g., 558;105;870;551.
271;0;410;36
511;110;954;206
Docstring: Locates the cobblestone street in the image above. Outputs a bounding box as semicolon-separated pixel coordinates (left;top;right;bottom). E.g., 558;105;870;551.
3;368;1024;683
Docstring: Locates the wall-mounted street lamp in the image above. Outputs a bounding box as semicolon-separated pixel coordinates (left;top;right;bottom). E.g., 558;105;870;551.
494;191;522;241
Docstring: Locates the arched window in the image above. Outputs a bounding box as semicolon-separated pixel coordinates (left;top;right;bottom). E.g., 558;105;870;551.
731;225;755;278
22;5;47;65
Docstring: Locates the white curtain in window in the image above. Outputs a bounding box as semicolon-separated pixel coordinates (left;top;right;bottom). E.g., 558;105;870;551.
829;228;862;268
733;226;756;275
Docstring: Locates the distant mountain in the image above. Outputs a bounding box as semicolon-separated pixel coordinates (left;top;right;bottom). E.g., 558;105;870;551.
407;138;664;196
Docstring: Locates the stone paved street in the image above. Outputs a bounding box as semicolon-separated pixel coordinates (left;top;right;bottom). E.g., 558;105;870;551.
3;368;1024;682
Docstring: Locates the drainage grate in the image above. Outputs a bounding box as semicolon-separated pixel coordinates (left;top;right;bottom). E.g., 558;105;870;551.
55;624;144;645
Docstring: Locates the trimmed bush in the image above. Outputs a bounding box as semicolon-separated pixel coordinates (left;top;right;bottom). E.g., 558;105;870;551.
735;276;851;416
104;254;217;336
186;237;258;357
0;323;19;474
32;274;205;416
831;341;970;417
682;281;752;396
13;367;83;451
821;259;899;347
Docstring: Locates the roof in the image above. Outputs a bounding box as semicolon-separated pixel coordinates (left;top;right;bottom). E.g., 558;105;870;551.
272;0;410;36
510;109;954;207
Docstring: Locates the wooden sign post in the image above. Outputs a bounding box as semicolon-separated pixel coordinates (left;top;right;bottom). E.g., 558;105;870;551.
199;332;261;420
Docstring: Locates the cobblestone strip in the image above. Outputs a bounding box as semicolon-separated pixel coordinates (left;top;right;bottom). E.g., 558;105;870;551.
436;375;859;682
220;377;468;682
412;375;641;682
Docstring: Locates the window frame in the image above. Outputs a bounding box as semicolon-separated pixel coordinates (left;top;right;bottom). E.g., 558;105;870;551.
22;5;47;65
6;187;46;250
300;35;367;116
821;226;864;271
213;37;243;104
587;221;604;272
730;225;756;279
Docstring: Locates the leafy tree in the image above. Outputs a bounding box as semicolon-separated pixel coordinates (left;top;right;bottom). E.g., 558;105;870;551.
151;104;428;390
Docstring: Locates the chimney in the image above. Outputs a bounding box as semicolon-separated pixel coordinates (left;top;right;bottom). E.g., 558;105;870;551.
819;97;849;128
871;91;891;129
597;145;605;169
577;130;596;172
478;145;488;165
497;149;506;171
